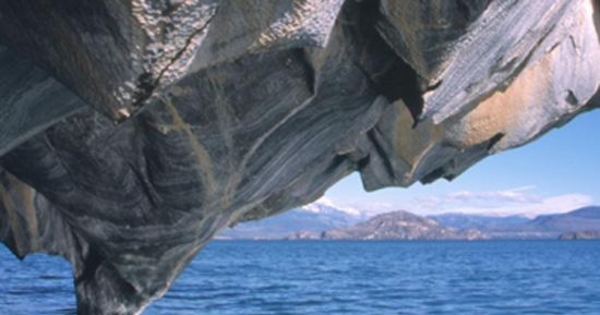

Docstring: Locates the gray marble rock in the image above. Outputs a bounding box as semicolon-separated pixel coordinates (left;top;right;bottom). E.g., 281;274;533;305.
0;1;599;314
0;45;86;156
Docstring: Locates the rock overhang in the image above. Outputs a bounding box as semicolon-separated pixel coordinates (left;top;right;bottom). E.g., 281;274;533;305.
0;0;599;314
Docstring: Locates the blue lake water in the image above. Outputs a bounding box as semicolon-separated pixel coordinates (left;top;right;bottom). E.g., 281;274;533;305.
1;241;600;315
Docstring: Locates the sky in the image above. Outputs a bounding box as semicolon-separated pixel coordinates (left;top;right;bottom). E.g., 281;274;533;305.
323;110;600;217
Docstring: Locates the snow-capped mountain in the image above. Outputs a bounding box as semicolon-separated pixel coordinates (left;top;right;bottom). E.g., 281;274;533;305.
218;198;367;239
300;197;365;217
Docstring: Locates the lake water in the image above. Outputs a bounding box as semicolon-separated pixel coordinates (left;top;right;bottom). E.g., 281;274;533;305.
1;241;599;315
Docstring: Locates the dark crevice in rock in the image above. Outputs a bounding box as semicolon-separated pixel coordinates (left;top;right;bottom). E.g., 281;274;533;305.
356;154;371;172
455;0;494;25
420;166;446;185
375;0;493;87
343;0;424;123
486;132;505;151
358;127;397;191
367;129;394;179
566;90;579;106
75;247;104;284
293;48;317;95
426;132;505;184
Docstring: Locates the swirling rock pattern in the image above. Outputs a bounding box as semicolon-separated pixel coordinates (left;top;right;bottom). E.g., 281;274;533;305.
0;1;599;314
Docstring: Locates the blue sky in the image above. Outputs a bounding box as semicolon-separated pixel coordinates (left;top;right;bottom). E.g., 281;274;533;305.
324;110;599;217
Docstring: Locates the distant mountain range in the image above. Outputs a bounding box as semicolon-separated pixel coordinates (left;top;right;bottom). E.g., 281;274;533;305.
218;203;600;240
318;211;484;240
430;213;530;231
217;201;366;240
530;207;600;232
558;230;600;240
431;206;600;239
427;213;550;239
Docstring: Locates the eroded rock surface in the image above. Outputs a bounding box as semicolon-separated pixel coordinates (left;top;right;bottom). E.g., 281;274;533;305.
0;1;599;314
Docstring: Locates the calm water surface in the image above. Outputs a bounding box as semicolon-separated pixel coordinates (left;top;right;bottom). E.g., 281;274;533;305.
1;241;599;315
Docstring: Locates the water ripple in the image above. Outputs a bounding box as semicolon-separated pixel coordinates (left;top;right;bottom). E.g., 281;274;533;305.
2;241;600;315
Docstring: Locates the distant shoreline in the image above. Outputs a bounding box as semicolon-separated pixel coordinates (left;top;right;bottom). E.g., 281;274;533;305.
212;238;600;242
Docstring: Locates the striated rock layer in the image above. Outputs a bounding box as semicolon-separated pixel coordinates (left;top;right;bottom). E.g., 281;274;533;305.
0;1;599;314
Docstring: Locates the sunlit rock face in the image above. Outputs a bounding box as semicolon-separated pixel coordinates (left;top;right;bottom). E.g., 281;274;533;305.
0;0;599;314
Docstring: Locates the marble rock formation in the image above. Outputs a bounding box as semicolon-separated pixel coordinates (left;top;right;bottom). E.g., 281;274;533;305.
0;0;599;314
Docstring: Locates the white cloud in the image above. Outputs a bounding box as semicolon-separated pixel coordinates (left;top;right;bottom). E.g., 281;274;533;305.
350;201;397;214
325;186;595;218
444;186;541;205
406;187;594;217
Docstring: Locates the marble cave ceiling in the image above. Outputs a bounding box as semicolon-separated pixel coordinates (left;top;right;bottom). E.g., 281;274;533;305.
0;0;599;314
